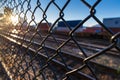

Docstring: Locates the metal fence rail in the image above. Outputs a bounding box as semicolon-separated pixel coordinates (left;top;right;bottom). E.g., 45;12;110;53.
0;0;120;80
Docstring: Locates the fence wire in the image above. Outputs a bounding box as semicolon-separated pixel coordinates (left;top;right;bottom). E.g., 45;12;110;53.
0;0;120;80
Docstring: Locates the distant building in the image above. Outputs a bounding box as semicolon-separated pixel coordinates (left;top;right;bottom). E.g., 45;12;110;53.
103;17;120;33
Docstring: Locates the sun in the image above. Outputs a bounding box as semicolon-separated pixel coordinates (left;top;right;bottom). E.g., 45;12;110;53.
10;15;18;26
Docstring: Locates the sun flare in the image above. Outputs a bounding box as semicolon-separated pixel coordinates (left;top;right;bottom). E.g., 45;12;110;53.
10;15;18;25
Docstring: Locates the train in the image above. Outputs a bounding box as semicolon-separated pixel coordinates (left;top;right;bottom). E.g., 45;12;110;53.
17;20;120;39
53;20;120;39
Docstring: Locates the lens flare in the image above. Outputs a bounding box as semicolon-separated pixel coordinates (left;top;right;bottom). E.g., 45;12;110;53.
11;15;18;25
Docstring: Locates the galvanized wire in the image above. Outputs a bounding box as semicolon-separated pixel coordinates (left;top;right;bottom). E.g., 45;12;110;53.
0;0;120;80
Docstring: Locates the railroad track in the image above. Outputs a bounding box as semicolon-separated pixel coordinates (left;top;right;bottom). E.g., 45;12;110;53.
7;32;120;58
0;33;120;80
3;32;120;68
0;34;96;80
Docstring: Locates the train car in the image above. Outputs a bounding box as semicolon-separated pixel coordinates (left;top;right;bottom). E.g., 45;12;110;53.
55;20;83;35
82;27;102;33
33;18;120;39
37;22;51;32
76;26;103;38
103;17;120;34
109;28;120;33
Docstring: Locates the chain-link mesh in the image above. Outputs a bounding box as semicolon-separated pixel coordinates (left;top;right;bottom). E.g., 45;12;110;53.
0;0;120;80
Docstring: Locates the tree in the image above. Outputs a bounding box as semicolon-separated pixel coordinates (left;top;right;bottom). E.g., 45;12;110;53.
4;6;12;17
0;13;3;17
0;7;13;28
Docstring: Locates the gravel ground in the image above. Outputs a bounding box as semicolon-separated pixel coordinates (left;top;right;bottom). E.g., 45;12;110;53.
0;62;10;80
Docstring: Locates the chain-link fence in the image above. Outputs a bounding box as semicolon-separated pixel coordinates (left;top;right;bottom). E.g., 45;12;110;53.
0;0;120;80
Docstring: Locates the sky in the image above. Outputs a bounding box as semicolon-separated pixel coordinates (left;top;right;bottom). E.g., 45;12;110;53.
0;0;120;27
30;0;120;27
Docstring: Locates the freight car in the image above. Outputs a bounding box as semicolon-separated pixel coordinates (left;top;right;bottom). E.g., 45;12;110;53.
37;23;51;32
54;20;120;39
17;19;119;40
28;22;51;33
54;20;83;35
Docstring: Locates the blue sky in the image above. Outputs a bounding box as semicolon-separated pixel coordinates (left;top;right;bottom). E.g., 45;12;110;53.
0;0;120;27
29;0;120;27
